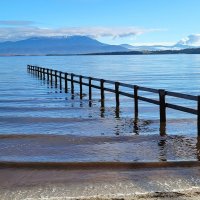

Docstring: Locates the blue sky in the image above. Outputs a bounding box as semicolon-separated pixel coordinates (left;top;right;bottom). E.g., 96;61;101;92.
1;0;200;46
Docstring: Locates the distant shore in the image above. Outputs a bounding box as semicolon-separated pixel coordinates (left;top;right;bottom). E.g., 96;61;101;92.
1;47;200;57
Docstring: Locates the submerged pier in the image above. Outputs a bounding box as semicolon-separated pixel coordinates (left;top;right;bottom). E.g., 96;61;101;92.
27;65;200;136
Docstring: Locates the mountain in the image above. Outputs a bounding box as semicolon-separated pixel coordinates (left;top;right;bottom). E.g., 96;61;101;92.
0;36;128;55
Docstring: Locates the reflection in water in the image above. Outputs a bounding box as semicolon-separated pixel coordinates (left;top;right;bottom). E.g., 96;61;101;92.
114;122;120;135
80;101;83;108
115;107;120;119
100;107;105;118
196;137;200;161
158;137;167;161
160;122;166;136
133;119;139;135
101;99;105;108
89;100;92;107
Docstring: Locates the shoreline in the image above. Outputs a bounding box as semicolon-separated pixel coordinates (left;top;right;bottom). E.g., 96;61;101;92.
1;166;200;199
0;160;200;169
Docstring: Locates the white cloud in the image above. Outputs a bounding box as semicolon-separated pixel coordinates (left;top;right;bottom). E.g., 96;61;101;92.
177;34;200;46
0;26;161;42
0;20;35;26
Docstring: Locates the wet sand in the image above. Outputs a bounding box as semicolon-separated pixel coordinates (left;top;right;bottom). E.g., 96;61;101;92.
0;166;200;199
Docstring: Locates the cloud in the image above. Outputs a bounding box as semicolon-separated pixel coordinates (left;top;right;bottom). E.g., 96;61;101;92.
0;20;35;26
177;34;200;46
0;26;161;41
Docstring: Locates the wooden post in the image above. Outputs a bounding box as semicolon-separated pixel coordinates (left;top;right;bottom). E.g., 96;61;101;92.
37;67;39;77
59;71;62;90
50;69;53;85
65;73;68;93
115;82;120;108
89;77;92;100
134;85;138;119
47;69;49;81
40;68;42;79
71;73;74;95
79;76;83;99
159;89;166;123
43;68;45;80
198;96;200;136
100;79;105;108
55;70;58;88
33;66;35;74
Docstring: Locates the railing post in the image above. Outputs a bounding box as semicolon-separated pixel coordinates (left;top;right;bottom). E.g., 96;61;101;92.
159;89;166;123
59;71;62;90
198;96;200;136
43;68;45;80
71;73;74;95
79;76;83;99
55;70;58;88
47;69;49;81
134;85;138;119
50;69;53;85
37;67;39;77
34;66;36;75
89;77;92;102
40;68;42;79
115;82;120;108
100;79;105;108
65;73;68;93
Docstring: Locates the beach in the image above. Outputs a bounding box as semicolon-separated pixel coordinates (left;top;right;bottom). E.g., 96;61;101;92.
0;166;200;199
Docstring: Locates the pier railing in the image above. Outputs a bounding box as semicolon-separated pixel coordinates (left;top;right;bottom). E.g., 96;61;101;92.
27;65;200;136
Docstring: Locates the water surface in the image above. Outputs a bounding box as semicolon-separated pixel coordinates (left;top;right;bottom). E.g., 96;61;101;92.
0;55;200;162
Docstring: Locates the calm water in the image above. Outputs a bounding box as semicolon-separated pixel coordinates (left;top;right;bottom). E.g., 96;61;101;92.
0;54;200;162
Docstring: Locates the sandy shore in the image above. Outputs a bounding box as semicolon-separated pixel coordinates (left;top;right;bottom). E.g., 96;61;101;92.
0;166;200;200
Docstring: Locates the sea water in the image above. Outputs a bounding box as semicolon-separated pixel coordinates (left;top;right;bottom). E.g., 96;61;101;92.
0;54;200;162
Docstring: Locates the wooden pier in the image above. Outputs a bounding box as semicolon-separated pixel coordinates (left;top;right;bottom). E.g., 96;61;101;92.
27;65;200;136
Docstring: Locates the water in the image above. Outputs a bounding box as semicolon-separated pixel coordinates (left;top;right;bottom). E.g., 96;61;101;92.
0;54;200;162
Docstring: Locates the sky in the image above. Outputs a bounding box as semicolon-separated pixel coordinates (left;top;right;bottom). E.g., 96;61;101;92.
0;0;200;46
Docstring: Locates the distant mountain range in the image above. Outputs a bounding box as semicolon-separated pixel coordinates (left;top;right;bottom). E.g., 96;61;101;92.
0;36;128;55
0;35;200;55
120;43;200;51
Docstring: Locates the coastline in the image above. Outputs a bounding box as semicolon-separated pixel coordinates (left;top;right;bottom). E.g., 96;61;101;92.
1;166;200;199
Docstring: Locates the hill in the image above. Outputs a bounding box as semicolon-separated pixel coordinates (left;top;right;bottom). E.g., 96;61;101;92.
0;36;128;55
